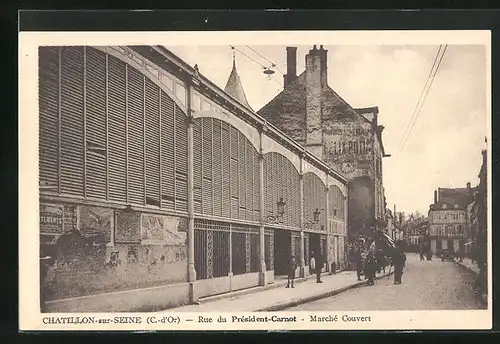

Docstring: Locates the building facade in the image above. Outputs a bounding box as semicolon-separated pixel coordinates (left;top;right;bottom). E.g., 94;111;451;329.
428;185;476;255
257;45;388;242
467;149;487;293
38;45;348;312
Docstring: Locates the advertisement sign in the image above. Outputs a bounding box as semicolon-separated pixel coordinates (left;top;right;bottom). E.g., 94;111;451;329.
40;203;64;234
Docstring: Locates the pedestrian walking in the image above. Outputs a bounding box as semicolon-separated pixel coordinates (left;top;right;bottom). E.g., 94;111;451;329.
354;249;363;281
393;251;405;285
313;250;324;283
286;256;297;288
364;251;377;286
375;249;387;274
420;251;425;261
309;251;316;276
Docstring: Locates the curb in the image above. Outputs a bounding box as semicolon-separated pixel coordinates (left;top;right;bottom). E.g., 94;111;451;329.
256;272;393;312
197;271;333;304
454;261;480;275
454;261;488;307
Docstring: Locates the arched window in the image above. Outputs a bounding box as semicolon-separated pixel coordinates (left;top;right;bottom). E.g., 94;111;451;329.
263;152;300;228
193;117;260;221
38;46;189;210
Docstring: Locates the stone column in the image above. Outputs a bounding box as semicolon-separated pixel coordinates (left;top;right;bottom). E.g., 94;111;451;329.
325;174;331;273
299;152;306;278
186;84;197;301
258;125;268;286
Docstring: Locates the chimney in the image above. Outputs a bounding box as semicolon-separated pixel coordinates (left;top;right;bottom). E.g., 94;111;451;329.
319;45;328;88
305;45;325;160
284;47;297;86
434;190;438;203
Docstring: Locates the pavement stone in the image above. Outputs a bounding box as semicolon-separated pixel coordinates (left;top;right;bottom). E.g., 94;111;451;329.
456;258;480;274
160;269;392;312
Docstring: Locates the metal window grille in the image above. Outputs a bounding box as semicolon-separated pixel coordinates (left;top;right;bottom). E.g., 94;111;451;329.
232;223;259;275
194;220;231;280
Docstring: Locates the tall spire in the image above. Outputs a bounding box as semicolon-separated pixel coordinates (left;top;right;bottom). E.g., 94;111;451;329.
224;54;252;110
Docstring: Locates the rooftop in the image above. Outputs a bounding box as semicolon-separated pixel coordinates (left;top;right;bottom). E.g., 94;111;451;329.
224;55;252;110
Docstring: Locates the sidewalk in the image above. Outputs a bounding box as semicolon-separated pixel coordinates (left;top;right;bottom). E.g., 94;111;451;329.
455;258;487;306
456;258;480;274
160;269;392;312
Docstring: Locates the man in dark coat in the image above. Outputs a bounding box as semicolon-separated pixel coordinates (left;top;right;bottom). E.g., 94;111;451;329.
314;250;324;283
375;249;387;274
364;251;377;286
286;256;297;288
354;249;363;281
393;251;405;285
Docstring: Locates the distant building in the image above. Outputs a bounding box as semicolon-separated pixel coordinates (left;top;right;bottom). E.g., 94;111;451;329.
257;45;389;241
428;184;476;255
467;148;487;293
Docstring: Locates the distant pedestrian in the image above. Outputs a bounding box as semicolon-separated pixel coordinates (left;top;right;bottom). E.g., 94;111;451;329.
420;251;425;261
393;251;405;285
309;251;316;276
364;252;377;286
313;251;324;283
354;249;363;281
375;249;387;274
286;256;297;288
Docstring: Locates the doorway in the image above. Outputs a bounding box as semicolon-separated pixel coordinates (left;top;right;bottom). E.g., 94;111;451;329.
274;229;291;276
309;233;321;263
448;239;454;253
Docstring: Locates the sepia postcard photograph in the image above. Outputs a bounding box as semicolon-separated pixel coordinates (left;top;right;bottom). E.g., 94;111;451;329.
19;29;492;331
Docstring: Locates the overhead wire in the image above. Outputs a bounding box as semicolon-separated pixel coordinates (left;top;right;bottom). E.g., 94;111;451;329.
399;45;448;151
245;45;276;67
398;45;442;150
229;45;268;70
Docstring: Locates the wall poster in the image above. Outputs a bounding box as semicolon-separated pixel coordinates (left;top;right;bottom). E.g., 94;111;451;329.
40;203;64;235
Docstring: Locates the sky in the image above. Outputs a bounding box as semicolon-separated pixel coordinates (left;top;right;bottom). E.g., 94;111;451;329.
167;44;488;215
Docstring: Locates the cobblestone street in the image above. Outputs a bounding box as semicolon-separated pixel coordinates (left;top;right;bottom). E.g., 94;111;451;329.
286;254;485;311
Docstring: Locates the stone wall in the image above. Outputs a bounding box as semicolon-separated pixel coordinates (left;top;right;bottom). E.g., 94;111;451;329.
257;73;307;146
40;202;188;302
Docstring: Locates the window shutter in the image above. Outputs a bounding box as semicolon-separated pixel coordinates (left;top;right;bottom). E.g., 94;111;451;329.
145;78;160;206
60;46;84;196
284;155;291;226
212;119;222;217
238;133;246;220
107;55;127;202
38;47;59;189
245;140;253;221
230;126;239;217
160;92;175;209
85;47;107;200
174;106;188;212
221;122;231;218
254;150;260;221
193;118;203;213
264;154;271;218
202;118;213;215
126;67;145;205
